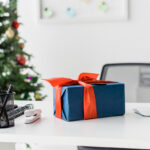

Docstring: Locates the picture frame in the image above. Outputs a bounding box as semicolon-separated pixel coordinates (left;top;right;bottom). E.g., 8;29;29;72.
36;0;128;24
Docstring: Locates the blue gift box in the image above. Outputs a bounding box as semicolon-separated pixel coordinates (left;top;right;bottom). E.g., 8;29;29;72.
53;83;125;121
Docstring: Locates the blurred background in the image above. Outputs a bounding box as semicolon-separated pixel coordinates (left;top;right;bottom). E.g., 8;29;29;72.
18;0;150;98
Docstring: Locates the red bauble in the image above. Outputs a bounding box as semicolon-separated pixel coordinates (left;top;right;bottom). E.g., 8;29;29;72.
12;21;20;29
16;55;26;65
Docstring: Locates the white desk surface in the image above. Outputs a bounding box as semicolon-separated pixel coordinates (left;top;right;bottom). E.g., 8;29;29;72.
0;101;150;149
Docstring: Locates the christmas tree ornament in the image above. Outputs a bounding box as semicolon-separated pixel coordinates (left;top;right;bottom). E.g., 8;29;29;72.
44;7;53;18
5;27;14;39
2;72;7;77
6;71;11;75
28;76;32;80
12;21;20;29
15;35;19;40
16;55;26;65
24;79;29;82
66;8;76;18
3;66;11;76
98;1;108;12
19;43;25;49
34;93;42;101
10;46;14;51
0;49;4;53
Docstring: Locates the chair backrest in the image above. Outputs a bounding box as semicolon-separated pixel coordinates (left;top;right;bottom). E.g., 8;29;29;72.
100;63;150;103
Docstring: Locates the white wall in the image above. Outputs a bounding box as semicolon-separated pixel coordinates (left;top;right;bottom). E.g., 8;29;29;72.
18;0;150;97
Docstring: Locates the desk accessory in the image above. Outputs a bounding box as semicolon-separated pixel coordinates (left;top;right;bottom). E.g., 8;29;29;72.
24;109;41;124
25;109;41;117
7;104;34;120
0;85;14;128
134;107;150;117
0;84;33;128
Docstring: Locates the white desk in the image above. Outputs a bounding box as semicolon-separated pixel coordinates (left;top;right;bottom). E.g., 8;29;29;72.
0;101;150;149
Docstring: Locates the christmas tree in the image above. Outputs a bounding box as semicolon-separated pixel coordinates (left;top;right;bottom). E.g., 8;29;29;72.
0;0;45;100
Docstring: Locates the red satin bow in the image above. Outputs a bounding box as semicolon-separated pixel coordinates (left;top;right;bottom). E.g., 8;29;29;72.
44;73;115;120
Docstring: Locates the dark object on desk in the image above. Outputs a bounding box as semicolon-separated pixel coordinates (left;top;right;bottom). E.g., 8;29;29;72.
0;84;34;128
0;85;14;128
100;63;150;103
78;147;150;150
7;104;34;120
5;104;18;111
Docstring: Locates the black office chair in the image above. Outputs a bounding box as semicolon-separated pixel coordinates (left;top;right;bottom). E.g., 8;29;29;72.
100;63;150;103
78;147;143;150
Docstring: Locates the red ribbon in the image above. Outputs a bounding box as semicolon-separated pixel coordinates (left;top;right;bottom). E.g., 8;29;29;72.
44;73;115;120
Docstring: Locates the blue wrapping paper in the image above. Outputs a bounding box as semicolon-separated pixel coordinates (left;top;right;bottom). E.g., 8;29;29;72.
53;83;125;121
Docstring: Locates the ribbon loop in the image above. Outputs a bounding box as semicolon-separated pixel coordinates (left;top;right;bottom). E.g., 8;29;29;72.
43;78;77;87
78;72;99;82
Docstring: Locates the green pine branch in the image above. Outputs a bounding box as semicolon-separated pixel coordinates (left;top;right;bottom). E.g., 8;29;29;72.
0;0;45;100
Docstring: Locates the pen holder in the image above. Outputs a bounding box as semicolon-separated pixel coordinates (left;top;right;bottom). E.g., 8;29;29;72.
0;92;15;128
